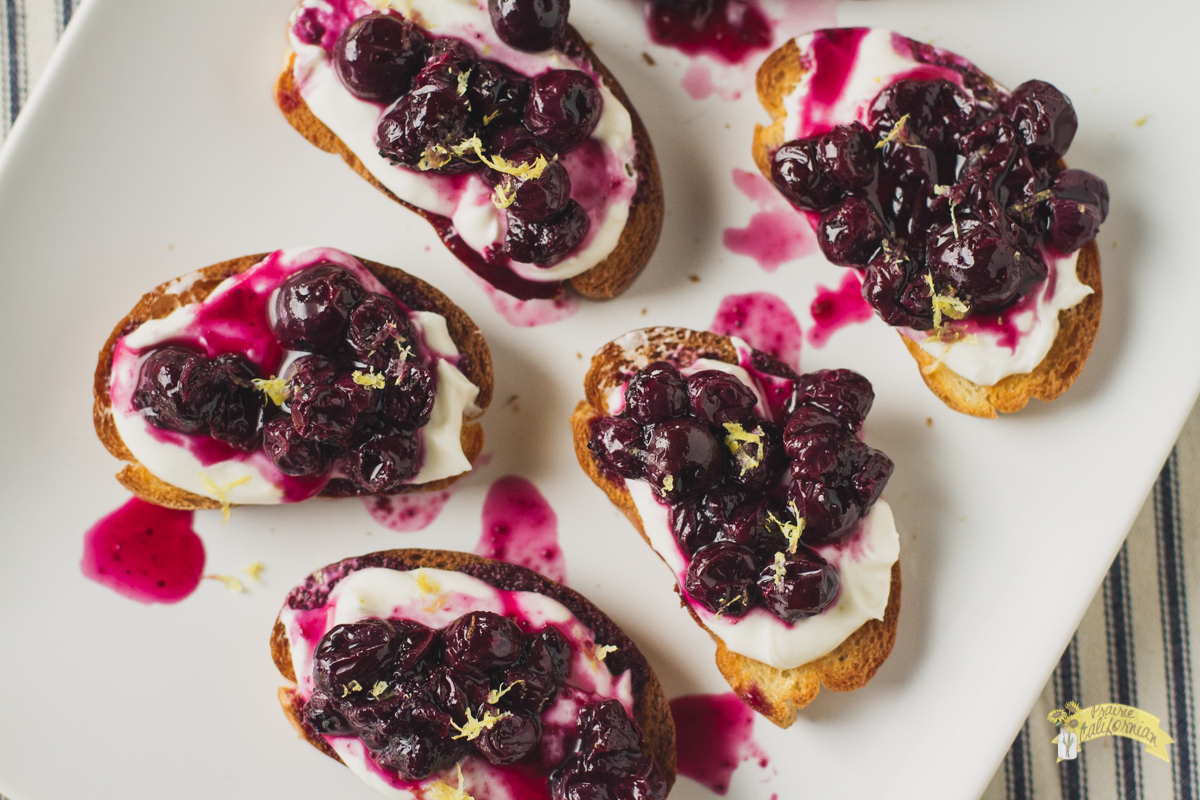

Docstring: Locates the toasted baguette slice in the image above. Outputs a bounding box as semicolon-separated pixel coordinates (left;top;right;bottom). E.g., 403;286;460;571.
752;38;1103;418
270;548;677;790
93;253;493;510
570;327;901;728
276;28;663;302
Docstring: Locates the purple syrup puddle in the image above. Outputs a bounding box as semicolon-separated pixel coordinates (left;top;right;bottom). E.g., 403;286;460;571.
81;498;205;604
723;169;817;272
364;490;453;532
709;292;802;371
644;0;771;65
808;270;873;348
670;692;768;795
475;476;567;584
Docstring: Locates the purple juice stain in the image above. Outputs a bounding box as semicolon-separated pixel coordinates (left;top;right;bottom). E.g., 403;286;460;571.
808;270;874;348
644;0;772;66
670;692;768;795
723;169;818;272
709;292;802;370
364;491;453;533
475;476;567;584
81;498;205;604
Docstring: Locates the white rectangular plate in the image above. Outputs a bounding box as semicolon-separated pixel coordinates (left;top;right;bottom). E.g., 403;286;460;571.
0;0;1195;798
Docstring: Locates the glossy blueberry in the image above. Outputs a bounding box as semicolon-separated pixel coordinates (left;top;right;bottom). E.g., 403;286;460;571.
853;447;894;509
624;361;688;424
756;547;840;623
787;478;860;545
344;430;420;492
290;368;378;445
861;249;934;329
379;364;435;430
815;121;877;190
784;429;867;484
196;353;264;450
273;264;366;352
790;369;874;432
442;611;525;674
868;78;979;150
817;196;887;267
374;732;459;781
588;415;643;479
1045;197;1104;253
926;219;1028;312
771;138;840;211
683;541;759;616
465;60;531;128
722;417;784;490
505;198;590;265
782;404;846;437
333;13;428;103
1051;169;1109;221
488;0;569;52
263;416;327;477
476;708;541;764
1005;80;1077;162
313;619;402;695
494;145;572;222
346;294;415;369
641;418;724;503
524;70;601;152
305;690;353;735
429;666;490;720
132;346;211;434
686;369;757;424
377;84;476;174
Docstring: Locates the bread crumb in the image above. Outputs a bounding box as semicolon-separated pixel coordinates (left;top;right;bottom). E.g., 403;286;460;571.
688;274;701;283
1134;115;1149;127
167;244;174;250
1113;241;1119;249
925;417;933;428
504;394;519;406
642;52;656;66
641;308;648;316
576;352;583;360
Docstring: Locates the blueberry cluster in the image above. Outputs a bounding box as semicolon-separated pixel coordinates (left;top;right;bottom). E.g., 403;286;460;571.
588;361;893;622
132;264;437;493
772;72;1109;329
314;3;601;266
303;611;664;799
550;700;668;800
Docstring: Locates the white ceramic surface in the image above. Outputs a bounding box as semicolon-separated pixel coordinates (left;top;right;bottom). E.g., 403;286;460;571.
0;0;1196;798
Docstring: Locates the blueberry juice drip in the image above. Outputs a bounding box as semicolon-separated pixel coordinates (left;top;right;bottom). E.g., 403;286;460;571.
771;28;1109;338
807;271;873;348
476;476;568;585
644;0;772;65
669;692;765;795
81;498;205;604
588;353;894;625
708;292;803;371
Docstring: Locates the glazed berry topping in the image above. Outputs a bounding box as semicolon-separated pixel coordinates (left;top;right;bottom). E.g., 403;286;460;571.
769;67;1107;327
273;264;366;351
550;700;668;800
504;198;590;266
382;364;437;429
465;61;531;128
263;417;327;477
377;83;477;174
492;145;572;222
757;547;840;622
442;610;525;673
193;353;264;451
133;346;214;435
524;70;602;153
333;13;429;103
474;708;541;763
488;0;569;53
588;359;893;623
344;431;421;493
346;294;416;369
290;369;379;445
313;618;406;695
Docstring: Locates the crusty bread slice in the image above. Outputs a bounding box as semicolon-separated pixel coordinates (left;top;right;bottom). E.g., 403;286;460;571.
752;38;1103;418
569;327;901;728
270;548;677;789
93;253;493;510
276;27;663;301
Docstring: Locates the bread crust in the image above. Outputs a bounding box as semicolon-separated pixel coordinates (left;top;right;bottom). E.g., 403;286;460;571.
752;37;1103;418
569;327;901;728
93;252;494;510
270;549;677;790
275;25;663;301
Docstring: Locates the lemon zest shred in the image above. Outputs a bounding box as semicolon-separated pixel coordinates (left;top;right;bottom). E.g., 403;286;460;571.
456;68;471;97
252;377;290;405
923;273;970;330
595;643;618;661
452;136;548;180
417;571;442;596
722;422;763;476
482;110;500;125
772;551;787;589
492;181;517;210
662;475;674;493
242;562;265;583
427;764;475;800
204;574;245;593
451;708;511;741
370;681;389;698
768;503;805;554
487;681;524;704
1134;114;1148;127
418;144;452;172
875;113;925;149
352;370;387;390
197;473;251;524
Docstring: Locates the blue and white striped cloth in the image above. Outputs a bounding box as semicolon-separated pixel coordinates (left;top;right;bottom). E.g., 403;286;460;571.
1;2;1195;798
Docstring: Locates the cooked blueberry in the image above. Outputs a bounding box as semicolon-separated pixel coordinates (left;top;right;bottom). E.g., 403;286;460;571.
416;38;477;83
345;431;420;492
495;147;572;222
787;479;860;545
790;369;874;432
346;294;416;369
313;619;401;695
377;363;434;430
784;429;867;484
333;13;428;103
757;547;840;622
466;60;531;127
132;346;211;434
926;219;1029;312
273;265;366;351
524;70;601;152
853;447;894;508
486;124;547;157
588;416;643;479
505;198;590;265
815;122;876;190
195;353;264;450
641;418;724;503
714;500;780;560
576;699;643;754
1051;169;1109;220
868;78;979;150
523;626;572;683
377;84;476;174
1045;197;1104;253
489;0;568;52
442;611;524;674
674;487;759;558
374;731;458;781
305;690;352;735
686;370;758;424
783;405;846;437
290;369;378;444
624;361;688;424
476;708;541;764
771;138;840;211
429;666;490;720
1004;80;1077;162
683;542;759;616
263;416;327;476
818;197;887;267
722;417;783;490
861;248;934;329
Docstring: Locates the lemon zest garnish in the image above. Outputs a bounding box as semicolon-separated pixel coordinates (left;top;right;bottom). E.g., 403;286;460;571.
347;680;363;693
451;708;511;741
418;144;453;171
714;592;748;620
722;422;764;476
371;681;389;698
197;472;251;524
768;503;805;554
487;681;524;704
492;181;517;210
875;113;924;149
427;764;475;800
662;475;674;493
923;273;970;330
243;562;265;583
252;377;290;405
204;574;245;593
482;110;500;125
452;136;548;180
352;370;387;390
772;551;787;589
456;68;471;96
1134;115;1148;127
417;571;442;595
595;644;618;661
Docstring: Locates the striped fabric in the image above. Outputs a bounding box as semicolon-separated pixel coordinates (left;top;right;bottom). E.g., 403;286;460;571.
0;3;1195;799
